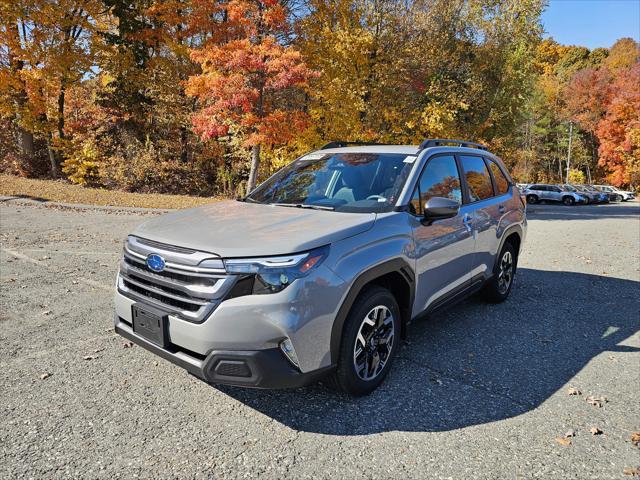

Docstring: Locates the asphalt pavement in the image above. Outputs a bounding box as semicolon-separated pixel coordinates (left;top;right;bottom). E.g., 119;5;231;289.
1;199;639;479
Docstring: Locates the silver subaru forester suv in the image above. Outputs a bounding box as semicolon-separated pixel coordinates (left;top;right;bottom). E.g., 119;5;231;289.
114;139;526;396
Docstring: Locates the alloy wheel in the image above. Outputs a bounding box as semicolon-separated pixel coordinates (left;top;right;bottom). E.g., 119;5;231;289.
353;306;395;381
497;250;513;294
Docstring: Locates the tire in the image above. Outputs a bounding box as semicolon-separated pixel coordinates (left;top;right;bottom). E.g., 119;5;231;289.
482;241;517;304
562;196;575;206
328;285;401;396
526;194;538;204
614;195;623;202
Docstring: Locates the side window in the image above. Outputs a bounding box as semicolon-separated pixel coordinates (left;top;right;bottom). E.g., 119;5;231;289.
460;155;494;201
410;155;462;215
487;159;509;195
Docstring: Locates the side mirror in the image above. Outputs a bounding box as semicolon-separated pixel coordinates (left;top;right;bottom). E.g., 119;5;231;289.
423;197;460;223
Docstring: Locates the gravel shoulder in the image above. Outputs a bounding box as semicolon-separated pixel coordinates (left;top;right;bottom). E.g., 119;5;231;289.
1;201;639;479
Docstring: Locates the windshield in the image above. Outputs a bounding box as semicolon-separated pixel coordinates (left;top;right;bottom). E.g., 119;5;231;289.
563;185;577;192
246;152;416;212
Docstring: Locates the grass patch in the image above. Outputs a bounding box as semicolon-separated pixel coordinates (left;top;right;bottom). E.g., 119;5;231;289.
0;175;221;210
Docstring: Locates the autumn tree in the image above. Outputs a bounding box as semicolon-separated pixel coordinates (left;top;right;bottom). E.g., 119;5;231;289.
186;0;317;192
1;0;100;176
597;64;640;186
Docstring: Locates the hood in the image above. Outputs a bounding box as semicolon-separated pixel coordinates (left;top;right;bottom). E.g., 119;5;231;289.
133;200;376;258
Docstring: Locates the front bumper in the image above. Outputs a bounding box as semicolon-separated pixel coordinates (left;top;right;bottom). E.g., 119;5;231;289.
115;316;334;388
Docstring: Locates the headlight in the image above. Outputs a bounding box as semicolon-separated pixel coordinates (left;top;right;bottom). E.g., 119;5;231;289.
224;245;330;294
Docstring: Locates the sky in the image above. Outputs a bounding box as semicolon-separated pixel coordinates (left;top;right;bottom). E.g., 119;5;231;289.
542;0;640;49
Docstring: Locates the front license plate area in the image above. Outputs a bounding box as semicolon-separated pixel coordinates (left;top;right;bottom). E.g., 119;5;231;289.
132;304;168;348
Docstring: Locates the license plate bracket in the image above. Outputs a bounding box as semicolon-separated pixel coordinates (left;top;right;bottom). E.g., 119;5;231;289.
132;304;168;348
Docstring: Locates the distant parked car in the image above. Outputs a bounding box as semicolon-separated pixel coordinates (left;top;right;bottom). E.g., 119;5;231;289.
576;185;609;203
593;185;635;202
524;184;586;205
559;184;598;204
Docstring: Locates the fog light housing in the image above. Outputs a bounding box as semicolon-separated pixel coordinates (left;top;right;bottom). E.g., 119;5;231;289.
280;338;300;369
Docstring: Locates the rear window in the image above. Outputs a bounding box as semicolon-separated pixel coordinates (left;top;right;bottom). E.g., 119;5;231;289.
487;159;509;195
460;155;493;201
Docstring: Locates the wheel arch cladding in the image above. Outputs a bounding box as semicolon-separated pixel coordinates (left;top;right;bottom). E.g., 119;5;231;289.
330;258;415;364
497;227;522;271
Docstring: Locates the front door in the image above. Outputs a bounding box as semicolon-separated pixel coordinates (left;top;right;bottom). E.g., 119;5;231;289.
409;154;475;315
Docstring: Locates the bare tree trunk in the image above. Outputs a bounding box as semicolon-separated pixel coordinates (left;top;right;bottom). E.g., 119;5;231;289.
47;134;58;178
57;83;66;141
247;145;260;194
565;122;573;183
19;125;35;160
9;24;35;164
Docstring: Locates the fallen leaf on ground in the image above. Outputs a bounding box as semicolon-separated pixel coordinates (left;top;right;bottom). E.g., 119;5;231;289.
93;348;105;353
586;395;608;407
42;310;52;316
123;341;134;349
40;373;51;380
83;355;98;361
567;387;581;396
564;429;576;438
623;467;640;477
590;427;603;435
555;438;572;446
631;433;640;447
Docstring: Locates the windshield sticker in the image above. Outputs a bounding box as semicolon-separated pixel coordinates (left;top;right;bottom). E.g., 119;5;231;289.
403;155;417;163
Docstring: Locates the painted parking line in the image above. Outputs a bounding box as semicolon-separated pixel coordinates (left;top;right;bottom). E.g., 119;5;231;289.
1;247;113;292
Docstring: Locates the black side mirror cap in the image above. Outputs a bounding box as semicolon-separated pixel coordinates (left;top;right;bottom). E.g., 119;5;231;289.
422;197;460;224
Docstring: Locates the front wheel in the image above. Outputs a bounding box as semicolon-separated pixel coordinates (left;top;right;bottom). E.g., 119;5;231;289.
526;194;538;204
562;196;575;206
328;286;401;396
482;242;517;303
614;195;623;202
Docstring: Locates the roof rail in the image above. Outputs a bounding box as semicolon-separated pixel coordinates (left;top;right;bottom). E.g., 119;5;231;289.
320;141;386;150
418;139;487;151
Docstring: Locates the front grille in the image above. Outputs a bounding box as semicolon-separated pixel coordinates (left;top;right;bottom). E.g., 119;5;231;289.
122;278;202;312
118;238;234;323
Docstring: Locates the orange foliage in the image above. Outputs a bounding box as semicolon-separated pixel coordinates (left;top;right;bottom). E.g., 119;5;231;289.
596;64;640;186
186;1;318;148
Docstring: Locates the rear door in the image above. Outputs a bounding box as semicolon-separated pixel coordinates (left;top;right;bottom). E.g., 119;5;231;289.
458;154;501;280
549;186;563;202
409;154;475;313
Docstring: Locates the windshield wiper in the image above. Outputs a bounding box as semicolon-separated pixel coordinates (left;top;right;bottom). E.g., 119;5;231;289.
271;203;335;211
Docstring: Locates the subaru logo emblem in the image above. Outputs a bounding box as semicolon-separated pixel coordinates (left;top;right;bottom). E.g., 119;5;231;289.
146;253;166;272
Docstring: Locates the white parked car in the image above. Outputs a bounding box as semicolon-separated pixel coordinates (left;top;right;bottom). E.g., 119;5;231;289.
593;185;635;202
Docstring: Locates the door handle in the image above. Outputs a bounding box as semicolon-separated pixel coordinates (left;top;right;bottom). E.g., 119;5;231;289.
498;205;506;213
462;213;473;232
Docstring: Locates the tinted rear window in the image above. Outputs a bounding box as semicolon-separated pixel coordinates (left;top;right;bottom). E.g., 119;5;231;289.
460;155;493;201
487;159;509;195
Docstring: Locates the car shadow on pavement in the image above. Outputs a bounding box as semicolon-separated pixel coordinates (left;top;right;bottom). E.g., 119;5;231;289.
215;268;639;435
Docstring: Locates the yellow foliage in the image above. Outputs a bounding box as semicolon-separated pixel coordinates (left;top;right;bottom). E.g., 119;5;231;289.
567;168;586;184
62;140;102;185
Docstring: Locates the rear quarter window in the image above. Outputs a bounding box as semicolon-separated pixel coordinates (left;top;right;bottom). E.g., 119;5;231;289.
487;159;510;195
